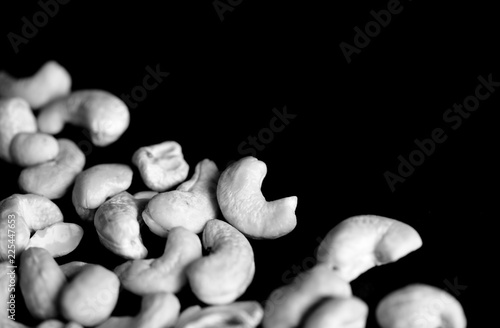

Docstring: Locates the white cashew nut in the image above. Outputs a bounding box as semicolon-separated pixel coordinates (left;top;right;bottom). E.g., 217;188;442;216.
316;215;423;282
0;61;71;109
376;284;467;328
186;219;255;305
26;222;84;258
303;297;368;328
143;158;220;235
217;156;297;239
10;132;59;167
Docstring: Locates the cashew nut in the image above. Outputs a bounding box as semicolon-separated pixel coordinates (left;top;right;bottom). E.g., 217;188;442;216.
217;156;297;239
0;61;71;109
316;215;423;282
175;301;264;328
0;193;63;261
94;191;148;259
303;297;368;328
10;132;59;167
143;159;220;235
186;219;255;305
27;222;84;258
96;292;180;328
37;90;130;146
19;247;67;320
0;97;37;162
262;263;352;328
132;140;189;191
72;163;133;220
115;226;202;295
18;138;86;199
60;264;120;327
376;284;467;328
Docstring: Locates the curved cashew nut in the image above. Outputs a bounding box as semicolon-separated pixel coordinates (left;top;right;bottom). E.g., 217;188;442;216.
175;301;264;328
72;164;133;220
60;264;120;327
0;97;37;162
96;293;180;328
37;90;130;146
27;222;84;258
303;297;368;328
187;219;255;305
376;284;467;328
19;247;67;320
316;215;423;282
0;61;71;109
217;156;297;239
115;226;201;295
132;140;189;191
262;264;352;328
18;139;86;199
94;191;148;259
10;132;60;167
143;159;220;235
0;193;63;261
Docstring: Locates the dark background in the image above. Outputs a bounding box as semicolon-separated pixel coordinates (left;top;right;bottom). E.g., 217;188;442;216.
1;0;496;326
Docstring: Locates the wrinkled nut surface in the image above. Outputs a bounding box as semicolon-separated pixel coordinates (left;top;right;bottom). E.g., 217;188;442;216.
0;193;63;261
175;301;264;328
316;215;423;282
303;297;368;328
143;159;220;235
97;292;180;328
37;89;130;146
94;191;148;259
19;139;86;199
0;61;71;109
217;156;297;239
376;284;467;328
263;264;352;328
115;226;202;295
72;164;133;220
132;140;189;191
0;97;37;162
10;132;60;167
60;264;120;327
187;219;255;305
27;222;84;258
20;248;67;320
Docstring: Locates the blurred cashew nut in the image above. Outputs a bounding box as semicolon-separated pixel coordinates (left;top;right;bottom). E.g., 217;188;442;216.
303;297;368;328
10;132;59;167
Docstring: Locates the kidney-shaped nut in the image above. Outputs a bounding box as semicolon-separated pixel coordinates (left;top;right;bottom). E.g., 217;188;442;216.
10;132;59;167
217;156;297;239
262;264;352;328
303;297;368;328
37;90;130;146
0;61;71;109
94;191;148;259
19;139;86;199
187;219;255;305
115;226;202;295
143;159;220;236
316;215;423;282
0;194;63;261
132;140;189;191
20;247;67;320
175;301;264;328
0;97;37;162
97;292;180;328
72;164;133;221
27;222;84;258
376;284;467;328
60;264;120;327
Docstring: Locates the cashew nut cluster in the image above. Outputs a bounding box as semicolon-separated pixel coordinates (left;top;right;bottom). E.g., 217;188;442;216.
217;156;298;239
316;215;423;282
37;90;130;147
132;140;190;191
376;284;467;328
0;61;71;109
143;158;220;236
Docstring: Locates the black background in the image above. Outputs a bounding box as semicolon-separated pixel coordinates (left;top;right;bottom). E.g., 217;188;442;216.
1;0;496;326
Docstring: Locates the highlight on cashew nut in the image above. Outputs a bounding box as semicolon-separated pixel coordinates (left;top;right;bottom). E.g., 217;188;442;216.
217;156;298;239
